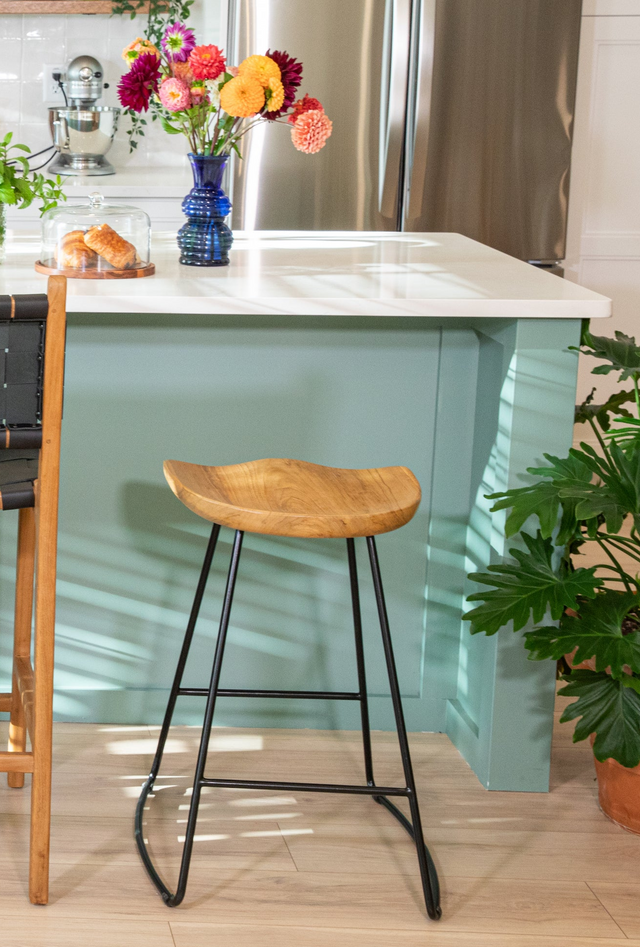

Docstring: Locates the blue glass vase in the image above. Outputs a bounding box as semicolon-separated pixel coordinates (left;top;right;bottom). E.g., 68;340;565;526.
177;154;233;267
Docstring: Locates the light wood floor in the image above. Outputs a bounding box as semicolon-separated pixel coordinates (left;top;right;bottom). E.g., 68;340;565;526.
1;694;639;946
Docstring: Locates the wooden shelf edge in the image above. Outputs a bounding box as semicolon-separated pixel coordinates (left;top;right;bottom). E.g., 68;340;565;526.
0;2;152;12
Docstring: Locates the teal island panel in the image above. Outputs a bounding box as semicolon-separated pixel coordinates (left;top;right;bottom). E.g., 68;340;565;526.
0;313;581;791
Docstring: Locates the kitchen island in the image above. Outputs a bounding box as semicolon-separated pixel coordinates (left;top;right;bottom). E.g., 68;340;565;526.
0;231;610;792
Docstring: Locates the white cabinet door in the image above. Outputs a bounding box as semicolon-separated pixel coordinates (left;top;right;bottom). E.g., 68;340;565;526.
565;14;640;405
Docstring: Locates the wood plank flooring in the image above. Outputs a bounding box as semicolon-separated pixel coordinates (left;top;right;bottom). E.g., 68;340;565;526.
0;697;639;946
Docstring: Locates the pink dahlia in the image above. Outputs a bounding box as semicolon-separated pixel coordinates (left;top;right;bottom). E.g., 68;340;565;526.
117;52;161;112
159;77;191;112
288;93;323;124
265;49;302;118
162;22;196;63
291;109;332;154
189;45;226;81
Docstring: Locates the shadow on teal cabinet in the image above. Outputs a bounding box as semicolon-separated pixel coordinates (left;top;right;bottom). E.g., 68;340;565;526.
0;314;580;791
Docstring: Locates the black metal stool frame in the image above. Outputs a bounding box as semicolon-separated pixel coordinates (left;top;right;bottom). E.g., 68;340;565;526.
135;525;442;921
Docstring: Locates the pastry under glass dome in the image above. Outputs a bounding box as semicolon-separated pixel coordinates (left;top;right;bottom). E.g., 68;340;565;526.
36;192;154;279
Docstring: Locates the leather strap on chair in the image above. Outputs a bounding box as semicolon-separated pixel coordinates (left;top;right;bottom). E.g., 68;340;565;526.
0;295;48;321
0;429;42;449
0;482;35;510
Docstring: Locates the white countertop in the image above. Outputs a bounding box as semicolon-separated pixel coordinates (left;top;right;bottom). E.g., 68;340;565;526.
0;231;611;318
53;167;193;200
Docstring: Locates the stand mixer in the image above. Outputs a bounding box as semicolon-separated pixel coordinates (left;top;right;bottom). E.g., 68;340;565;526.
49;56;120;176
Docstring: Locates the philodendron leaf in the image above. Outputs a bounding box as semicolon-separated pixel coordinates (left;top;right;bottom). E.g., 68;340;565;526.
554;440;640;535
524;590;640;677
488;452;593;541
464;531;602;636
559;670;640;768
575;387;636;432
578;329;640;383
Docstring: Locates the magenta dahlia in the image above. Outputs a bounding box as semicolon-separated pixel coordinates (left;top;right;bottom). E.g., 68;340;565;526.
117;52;161;112
162;22;196;63
264;49;303;118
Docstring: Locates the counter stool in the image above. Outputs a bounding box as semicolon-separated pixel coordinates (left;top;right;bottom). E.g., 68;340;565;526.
135;457;442;921
0;277;67;905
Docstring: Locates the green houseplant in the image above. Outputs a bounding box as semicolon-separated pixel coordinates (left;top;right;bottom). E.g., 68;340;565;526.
0;132;65;261
464;326;640;830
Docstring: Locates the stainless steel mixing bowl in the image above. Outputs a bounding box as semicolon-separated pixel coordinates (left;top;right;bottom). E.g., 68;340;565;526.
48;106;121;176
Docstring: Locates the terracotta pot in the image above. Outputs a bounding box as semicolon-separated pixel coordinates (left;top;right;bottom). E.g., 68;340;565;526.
565;650;640;833
590;735;640;835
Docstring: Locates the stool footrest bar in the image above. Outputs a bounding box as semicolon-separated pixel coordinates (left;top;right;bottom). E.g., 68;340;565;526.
199;777;409;796
178;687;361;701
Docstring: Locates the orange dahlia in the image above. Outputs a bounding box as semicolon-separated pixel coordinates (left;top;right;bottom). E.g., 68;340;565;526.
265;76;285;113
122;37;160;68
238;54;281;89
171;60;194;83
291;109;332;154
220;75;265;117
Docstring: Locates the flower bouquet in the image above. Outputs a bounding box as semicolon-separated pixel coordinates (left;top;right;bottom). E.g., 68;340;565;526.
117;23;332;266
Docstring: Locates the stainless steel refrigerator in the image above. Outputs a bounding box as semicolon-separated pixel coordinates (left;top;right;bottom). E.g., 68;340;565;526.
227;0;582;265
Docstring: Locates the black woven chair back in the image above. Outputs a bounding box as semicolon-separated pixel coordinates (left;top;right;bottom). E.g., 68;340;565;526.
0;294;50;509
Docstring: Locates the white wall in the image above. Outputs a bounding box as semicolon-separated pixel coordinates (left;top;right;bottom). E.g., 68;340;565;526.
0;1;222;172
565;4;640;411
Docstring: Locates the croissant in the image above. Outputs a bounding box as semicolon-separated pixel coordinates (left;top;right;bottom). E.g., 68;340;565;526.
56;230;97;269
84;224;137;269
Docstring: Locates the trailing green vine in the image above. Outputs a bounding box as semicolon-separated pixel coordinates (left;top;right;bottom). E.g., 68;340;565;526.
0;133;65;215
111;0;195;153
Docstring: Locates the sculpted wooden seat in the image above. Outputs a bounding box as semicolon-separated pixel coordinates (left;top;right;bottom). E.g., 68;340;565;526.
136;454;441;923
163;457;421;538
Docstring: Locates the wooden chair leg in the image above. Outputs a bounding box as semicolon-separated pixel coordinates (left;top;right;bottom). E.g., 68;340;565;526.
8;508;36;789
29;490;58;906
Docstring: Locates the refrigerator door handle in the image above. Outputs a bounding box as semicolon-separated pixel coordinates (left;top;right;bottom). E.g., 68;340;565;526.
403;0;437;228
379;0;412;220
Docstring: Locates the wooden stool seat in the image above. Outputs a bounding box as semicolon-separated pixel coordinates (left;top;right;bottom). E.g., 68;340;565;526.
163;457;421;539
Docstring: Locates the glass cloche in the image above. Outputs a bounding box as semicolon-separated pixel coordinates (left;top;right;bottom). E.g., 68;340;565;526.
36;192;154;279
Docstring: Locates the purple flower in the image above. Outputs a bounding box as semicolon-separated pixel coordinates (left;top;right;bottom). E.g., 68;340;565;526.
265;49;303;118
117;53;161;112
162;22;196;63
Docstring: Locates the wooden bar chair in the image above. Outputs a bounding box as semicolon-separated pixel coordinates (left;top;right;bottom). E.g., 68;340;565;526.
136;457;442;921
0;277;67;905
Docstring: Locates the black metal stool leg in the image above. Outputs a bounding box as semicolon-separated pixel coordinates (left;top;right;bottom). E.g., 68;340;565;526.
140;524;221;789
135;527;243;906
366;535;442;921
346;538;375;786
135;522;221;877
136;528;440;921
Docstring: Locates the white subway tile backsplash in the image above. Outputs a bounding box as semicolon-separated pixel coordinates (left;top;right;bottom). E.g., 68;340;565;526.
66;32;109;64
22;15;65;43
0;16;24;41
0;82;21;126
0;0;219;179
19;81;46;125
0;37;22;81
18;122;53;157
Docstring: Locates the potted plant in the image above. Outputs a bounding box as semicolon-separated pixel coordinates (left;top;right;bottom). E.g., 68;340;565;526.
0;132;65;261
464;326;640;833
